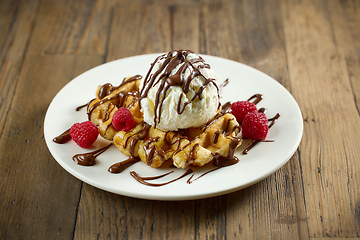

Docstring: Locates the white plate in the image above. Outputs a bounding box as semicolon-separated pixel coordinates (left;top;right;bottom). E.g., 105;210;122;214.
44;53;303;201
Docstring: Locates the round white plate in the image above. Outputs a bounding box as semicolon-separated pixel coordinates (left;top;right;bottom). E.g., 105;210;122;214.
44;53;303;201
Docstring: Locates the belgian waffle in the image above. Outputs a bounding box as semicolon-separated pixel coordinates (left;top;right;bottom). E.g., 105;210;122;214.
87;75;143;140
88;75;242;168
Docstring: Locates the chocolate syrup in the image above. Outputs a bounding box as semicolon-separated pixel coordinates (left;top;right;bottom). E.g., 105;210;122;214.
212;131;220;144
187;138;242;184
124;122;151;157
130;169;193;187
219;78;229;89
53;128;71;144
268;113;280;128
143;140;166;166
72;143;112;166
247;94;263;105
213;137;242;166
137;171;174;180
139;50;220;128
187;168;220;184
76;103;88;111
108;157;140;173
200;102;232;132
98;83;114;99
98;75;142;99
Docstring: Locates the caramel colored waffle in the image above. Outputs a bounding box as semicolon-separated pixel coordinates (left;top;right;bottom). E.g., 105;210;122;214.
88;75;241;168
113;112;241;168
87;75;143;141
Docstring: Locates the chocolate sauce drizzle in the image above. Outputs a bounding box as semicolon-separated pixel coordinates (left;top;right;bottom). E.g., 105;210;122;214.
53;128;71;144
139;50;220;128
98;75;142;99
87;75;142;120
76;103;88;111
187;168;220;184
247;93;263;105
108;157;140;173
124;122;151;158
213;138;242;166
219;78;229;89
130;169;193;187
72;143;112;166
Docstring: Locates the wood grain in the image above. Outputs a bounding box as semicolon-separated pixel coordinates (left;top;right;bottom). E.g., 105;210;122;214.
0;54;103;239
283;0;360;237
0;0;39;138
27;0;111;55
1;0;360;239
106;2;171;61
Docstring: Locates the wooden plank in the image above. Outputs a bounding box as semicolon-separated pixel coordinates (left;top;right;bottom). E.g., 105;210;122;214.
0;0;39;138
282;0;360;237
74;184;196;239
106;2;171;61
172;2;200;52
195;196;227;239
337;0;360;113
310;238;360;240
198;0;241;60
225;160;309;240
26;0;112;55
328;0;360;237
0;54;103;239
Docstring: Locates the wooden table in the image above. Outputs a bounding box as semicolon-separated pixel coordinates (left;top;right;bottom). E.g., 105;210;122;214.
1;0;359;239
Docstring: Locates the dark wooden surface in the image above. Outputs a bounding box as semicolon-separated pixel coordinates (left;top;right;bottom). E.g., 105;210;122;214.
1;0;359;239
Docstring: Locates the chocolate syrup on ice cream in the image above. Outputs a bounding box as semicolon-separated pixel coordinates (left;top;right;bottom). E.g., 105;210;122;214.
139;50;220;128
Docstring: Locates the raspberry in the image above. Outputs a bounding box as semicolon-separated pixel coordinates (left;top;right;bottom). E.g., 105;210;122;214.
112;107;136;132
241;112;269;140
70;121;99;148
231;101;257;123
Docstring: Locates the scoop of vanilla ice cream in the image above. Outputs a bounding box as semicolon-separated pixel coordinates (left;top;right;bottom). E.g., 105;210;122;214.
139;50;220;131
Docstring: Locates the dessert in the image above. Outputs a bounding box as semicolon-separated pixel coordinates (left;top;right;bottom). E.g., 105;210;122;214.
52;50;280;186
110;50;241;168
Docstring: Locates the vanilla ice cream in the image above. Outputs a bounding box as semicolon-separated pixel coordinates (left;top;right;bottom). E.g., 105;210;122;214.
139;50;220;131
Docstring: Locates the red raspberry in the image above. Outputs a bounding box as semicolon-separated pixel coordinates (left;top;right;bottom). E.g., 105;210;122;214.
241;112;269;140
70;121;99;148
112;107;136;132
231;101;257;123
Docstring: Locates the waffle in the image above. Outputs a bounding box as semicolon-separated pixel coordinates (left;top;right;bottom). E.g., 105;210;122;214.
87;75;143;141
88;75;242;169
113;111;241;168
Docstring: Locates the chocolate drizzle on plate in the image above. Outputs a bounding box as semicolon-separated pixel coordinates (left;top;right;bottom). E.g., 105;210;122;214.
72;143;112;166
108;157;140;173
247;93;263;105
76;103;88;111
53;128;71;144
130;169;193;187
